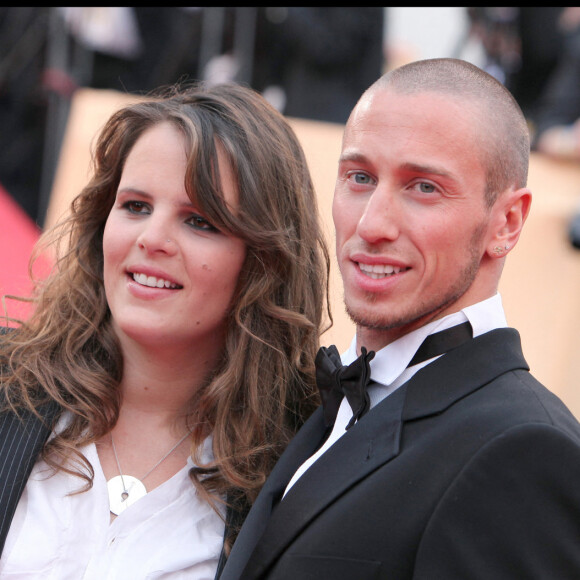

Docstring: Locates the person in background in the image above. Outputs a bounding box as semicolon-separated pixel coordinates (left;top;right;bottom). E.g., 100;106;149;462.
220;58;580;579
523;8;580;252
252;7;385;125
0;81;330;578
529;8;580;158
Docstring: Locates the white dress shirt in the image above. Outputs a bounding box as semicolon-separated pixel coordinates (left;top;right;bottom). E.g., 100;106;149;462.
0;433;225;579
284;294;508;495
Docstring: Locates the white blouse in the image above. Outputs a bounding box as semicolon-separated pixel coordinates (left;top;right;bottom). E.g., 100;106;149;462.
0;437;225;579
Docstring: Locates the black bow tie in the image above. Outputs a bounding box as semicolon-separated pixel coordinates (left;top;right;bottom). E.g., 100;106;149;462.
316;345;375;429
316;321;473;428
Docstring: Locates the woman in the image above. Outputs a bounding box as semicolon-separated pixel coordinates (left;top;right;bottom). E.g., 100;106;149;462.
0;82;330;578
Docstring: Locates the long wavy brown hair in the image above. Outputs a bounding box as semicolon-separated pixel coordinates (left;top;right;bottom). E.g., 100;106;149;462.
0;82;331;531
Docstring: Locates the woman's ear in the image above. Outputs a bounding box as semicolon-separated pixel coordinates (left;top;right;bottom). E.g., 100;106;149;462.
486;187;532;259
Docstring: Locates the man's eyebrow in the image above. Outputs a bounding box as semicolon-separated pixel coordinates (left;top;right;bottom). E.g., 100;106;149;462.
338;151;369;164
338;154;456;185
399;162;452;179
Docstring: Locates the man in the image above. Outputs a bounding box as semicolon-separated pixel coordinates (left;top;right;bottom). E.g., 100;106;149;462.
219;58;580;579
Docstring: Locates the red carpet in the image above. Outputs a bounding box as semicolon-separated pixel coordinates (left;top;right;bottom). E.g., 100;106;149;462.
0;184;44;323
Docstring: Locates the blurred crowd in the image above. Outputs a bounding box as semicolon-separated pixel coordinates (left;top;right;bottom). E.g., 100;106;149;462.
1;7;580;247
463;7;580;248
0;7;384;228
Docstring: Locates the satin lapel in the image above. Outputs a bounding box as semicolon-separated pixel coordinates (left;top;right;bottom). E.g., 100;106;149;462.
240;384;407;579
402;328;528;420
220;407;329;580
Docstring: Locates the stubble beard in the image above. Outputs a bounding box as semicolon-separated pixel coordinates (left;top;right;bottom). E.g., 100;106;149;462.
344;226;486;335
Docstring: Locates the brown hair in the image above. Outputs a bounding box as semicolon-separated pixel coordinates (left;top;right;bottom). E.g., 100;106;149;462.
369;58;530;206
0;82;330;530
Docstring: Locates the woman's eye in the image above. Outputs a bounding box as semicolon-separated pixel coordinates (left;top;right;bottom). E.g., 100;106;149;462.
123;200;150;214
187;214;218;232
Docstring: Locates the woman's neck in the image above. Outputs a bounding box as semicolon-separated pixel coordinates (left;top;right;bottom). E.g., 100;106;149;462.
116;334;221;420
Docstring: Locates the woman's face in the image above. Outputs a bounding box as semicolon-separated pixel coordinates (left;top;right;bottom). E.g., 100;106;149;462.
102;122;247;354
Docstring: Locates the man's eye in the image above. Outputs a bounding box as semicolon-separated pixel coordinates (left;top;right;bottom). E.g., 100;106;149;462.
351;173;372;185
417;182;436;193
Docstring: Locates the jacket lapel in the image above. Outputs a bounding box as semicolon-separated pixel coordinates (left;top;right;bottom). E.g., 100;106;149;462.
402;328;528;420
239;384;407;579
0;400;60;555
219;407;330;579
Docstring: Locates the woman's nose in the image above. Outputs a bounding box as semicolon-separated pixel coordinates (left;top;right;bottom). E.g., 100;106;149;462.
136;220;177;254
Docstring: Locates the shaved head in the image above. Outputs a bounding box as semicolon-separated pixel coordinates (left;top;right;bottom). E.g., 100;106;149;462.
360;58;530;206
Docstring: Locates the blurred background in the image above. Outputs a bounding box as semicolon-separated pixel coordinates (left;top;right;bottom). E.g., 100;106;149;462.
1;7;580;416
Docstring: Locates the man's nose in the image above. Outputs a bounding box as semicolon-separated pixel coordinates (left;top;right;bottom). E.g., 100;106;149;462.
356;187;400;244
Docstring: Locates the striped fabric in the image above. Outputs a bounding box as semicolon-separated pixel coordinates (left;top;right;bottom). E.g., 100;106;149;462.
0;326;60;556
0;401;60;556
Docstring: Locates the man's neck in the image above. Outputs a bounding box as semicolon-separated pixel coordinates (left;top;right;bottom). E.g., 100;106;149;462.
354;294;505;355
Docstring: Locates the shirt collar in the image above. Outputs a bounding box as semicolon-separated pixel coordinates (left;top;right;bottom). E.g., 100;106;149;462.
341;294;507;387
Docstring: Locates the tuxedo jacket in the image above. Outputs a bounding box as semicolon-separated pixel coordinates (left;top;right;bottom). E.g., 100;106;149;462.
220;328;580;579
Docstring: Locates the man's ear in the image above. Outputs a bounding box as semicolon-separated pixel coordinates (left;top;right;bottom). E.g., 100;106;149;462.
486;187;532;259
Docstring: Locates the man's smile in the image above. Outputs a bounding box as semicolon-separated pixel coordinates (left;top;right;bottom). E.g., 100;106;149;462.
357;262;409;280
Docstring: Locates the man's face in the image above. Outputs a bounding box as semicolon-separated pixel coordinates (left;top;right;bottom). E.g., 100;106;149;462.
333;89;498;352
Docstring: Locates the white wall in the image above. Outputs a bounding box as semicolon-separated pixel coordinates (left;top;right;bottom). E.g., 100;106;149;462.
385;7;485;67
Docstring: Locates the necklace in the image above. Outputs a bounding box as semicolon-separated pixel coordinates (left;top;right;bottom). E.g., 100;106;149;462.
107;432;190;515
